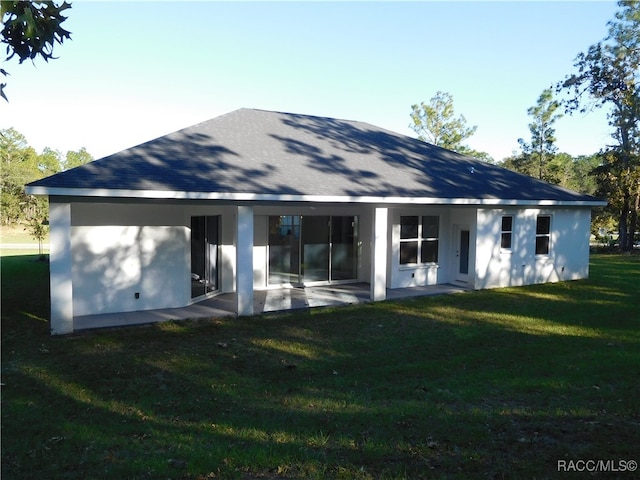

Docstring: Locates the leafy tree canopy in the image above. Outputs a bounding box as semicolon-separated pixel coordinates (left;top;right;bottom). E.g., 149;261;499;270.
64;146;93;171
1;1;72;101
409;91;487;158
0;127;92;225
557;0;639;252
513;88;563;181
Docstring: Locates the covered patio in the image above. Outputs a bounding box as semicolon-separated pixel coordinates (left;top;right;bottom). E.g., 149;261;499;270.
74;283;470;332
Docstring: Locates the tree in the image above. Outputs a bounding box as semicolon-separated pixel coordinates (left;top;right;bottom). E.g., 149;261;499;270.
38;146;62;175
64;147;93;171
557;0;640;252
1;128;39;223
409;91;478;153
0;127;93;224
518;88;563;181
500;151;598;192
24;200;48;259
499;153;533;178
1;1;72;101
569;154;601;195
546;152;574;187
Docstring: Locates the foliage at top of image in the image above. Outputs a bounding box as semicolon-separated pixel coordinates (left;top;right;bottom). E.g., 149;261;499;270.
1;1;72;101
558;0;639;115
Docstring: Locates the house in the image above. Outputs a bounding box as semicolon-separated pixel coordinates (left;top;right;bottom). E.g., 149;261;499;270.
26;108;606;334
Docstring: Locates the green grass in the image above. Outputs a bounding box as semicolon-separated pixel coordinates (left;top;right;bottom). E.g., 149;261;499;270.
2;254;639;479
0;225;49;257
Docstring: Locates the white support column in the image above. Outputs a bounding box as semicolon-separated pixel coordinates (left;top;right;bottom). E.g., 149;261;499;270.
370;207;388;301
49;200;74;334
236;205;254;316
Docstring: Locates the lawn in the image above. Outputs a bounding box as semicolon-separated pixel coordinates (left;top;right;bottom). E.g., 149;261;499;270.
0;225;49;257
0;224;50;244
1;254;639;479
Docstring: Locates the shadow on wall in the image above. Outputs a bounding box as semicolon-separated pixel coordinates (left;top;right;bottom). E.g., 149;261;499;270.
544;209;591;282
476;209;590;289
71;225;189;317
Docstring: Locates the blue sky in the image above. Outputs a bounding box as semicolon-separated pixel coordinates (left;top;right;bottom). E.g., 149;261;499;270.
2;1;620;162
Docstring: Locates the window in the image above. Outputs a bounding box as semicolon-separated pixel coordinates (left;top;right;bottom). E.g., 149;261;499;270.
501;216;513;250
191;216;219;298
400;215;439;264
535;215;551;255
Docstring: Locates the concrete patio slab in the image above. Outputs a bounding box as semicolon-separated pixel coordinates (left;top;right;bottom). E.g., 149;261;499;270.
74;283;469;332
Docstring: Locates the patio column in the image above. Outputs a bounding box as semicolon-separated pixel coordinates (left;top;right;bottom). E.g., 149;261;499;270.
49;200;74;334
236;205;254;316
371;207;388;301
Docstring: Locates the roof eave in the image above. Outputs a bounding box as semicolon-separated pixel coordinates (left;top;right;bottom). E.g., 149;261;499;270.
25;186;608;208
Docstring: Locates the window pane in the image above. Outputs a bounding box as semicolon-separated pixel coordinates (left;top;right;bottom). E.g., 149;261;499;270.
422;216;439;238
459;230;470;274
421;240;438;263
501;232;512;249
400;216;419;239
400;241;418;264
331;216;357;281
535;236;549;255
301;216;330;282
191;216;206;298
536;216;550;234
502;216;513;232
268;216;300;285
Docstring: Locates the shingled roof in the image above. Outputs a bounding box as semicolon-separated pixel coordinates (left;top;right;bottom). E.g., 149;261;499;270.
27;108;605;206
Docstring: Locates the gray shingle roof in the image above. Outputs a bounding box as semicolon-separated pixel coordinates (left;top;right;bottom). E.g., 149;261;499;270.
27;108;604;204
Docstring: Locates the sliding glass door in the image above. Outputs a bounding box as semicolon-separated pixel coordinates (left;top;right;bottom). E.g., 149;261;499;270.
268;215;301;285
301;216;330;282
268;215;357;285
331;216;357;281
191;216;219;299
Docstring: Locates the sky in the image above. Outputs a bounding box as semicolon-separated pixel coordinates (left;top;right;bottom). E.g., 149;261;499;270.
1;1;621;163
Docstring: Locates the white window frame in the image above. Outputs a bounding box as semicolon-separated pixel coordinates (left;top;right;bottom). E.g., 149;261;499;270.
500;215;514;252
535;215;551;256
399;215;439;266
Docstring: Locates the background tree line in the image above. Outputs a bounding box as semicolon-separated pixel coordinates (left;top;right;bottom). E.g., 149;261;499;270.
411;0;639;252
0;127;93;225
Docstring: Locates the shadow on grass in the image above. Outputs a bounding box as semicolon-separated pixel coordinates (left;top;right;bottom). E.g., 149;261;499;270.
2;255;639;479
1;254;51;337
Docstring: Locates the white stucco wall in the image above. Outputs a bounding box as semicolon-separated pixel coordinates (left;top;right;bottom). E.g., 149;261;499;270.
253;215;269;288
49;201;74;334
475;207;592;289
71;225;189;315
70;202;238;317
71;203;189;316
